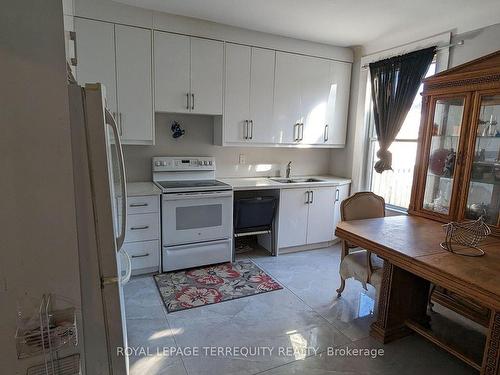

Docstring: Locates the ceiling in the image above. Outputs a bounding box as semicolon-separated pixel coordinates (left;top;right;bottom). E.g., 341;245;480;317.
114;0;500;49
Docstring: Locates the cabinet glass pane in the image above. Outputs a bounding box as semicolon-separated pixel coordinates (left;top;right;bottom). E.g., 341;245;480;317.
465;95;500;226
422;98;465;214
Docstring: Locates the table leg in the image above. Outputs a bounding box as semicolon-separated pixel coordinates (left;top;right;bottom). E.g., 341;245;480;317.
371;261;430;343
482;311;500;375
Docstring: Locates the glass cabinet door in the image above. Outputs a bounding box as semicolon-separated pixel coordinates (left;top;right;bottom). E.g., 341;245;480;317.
464;94;500;226
421;97;466;216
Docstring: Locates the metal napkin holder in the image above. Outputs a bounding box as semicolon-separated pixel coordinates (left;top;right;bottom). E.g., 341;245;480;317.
440;216;491;257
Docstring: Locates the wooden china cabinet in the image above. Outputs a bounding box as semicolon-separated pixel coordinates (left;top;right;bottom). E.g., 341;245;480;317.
410;50;500;235
409;50;500;328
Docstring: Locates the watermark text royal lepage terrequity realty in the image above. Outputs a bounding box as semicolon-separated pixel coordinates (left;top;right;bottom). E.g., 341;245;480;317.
117;346;384;359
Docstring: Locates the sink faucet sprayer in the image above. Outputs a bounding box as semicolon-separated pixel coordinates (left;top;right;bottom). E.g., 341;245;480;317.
286;161;292;178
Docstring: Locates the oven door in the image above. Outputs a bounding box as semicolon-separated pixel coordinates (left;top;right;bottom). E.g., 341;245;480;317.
162;190;233;246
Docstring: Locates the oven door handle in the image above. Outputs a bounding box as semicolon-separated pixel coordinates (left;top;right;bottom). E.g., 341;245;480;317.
162;191;233;201
163;238;230;250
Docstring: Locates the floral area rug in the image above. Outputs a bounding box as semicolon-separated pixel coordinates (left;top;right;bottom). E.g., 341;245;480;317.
154;260;282;313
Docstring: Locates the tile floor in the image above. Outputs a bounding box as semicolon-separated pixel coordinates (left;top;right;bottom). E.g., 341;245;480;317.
124;245;477;375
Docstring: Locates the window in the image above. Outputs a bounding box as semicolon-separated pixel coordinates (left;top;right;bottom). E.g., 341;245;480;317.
366;61;436;210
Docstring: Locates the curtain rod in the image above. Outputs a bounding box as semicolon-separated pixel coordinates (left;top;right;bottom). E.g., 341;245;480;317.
360;40;464;69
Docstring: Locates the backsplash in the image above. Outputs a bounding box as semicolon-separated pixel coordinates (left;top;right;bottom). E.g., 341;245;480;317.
123;113;332;181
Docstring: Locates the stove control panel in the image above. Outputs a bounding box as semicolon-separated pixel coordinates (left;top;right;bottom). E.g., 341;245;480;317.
152;157;215;171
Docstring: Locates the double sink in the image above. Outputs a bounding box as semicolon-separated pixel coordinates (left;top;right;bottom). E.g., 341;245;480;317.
270;177;324;184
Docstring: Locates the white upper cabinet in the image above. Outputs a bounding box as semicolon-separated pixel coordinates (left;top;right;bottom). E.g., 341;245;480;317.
273;52;303;144
75;18;153;144
154;32;190;114
249;47;275;143
272;52;350;147
223;44;276;144
325;61;351;147
190;37;224;115
224;43;251;142
75;13;351;147
301;56;331;145
75;18;117;114
115;25;153;144
154;32;223;115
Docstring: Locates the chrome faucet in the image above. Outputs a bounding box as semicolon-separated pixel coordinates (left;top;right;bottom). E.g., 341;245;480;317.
286;161;292;179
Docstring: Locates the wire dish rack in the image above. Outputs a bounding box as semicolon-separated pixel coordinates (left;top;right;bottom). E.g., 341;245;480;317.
15;294;80;375
440;216;491;257
26;354;81;375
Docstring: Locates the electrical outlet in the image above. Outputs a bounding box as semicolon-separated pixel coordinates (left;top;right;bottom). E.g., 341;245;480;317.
238;154;246;164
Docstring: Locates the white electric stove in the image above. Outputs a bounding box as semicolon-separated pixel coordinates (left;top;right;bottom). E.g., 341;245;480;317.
153;157;233;272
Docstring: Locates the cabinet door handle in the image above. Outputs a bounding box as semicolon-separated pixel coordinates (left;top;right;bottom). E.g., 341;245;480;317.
129;203;148;208
324;124;329;142
249;120;253;140
300;123;304;141
191;93;195;110
131;253;150;258
335;188;339;202
309;190;314;204
69;31;78;66
186;93;190;110
305;191;310;204
294;123;299;141
244;120;249;139
130;225;149;231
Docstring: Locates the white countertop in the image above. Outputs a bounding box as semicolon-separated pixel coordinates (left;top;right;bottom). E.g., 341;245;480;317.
125;182;162;196
219;175;351;191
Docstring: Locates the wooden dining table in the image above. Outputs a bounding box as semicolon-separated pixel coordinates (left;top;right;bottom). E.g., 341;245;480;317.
335;215;500;375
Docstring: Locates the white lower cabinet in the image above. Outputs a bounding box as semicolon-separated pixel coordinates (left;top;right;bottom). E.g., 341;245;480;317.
122;240;160;276
124;213;159;243
277;188;309;248
120;194;160;275
332;183;351;240
278;186;340;249
306;187;336;244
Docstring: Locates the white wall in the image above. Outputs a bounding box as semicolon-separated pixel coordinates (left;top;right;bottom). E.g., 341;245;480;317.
329;47;365;184
124;113;332;181
0;0;82;373
330;23;500;192
449;23;500;67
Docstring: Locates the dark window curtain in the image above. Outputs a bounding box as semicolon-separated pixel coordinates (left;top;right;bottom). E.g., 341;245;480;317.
369;46;435;173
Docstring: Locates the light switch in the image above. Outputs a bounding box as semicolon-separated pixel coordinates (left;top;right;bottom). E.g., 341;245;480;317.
238;154;246;164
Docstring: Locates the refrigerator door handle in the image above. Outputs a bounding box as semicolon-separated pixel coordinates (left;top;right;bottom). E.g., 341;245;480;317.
105;109;127;250
119;249;132;284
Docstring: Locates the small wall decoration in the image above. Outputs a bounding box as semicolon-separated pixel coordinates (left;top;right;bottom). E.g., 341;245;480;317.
171;121;185;139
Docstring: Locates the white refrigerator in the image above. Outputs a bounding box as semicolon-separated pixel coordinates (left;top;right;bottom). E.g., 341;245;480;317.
69;81;130;374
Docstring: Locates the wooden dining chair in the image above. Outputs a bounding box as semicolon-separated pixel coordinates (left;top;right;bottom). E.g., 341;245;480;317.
336;192;385;298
